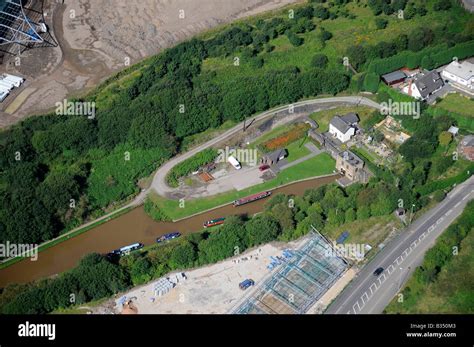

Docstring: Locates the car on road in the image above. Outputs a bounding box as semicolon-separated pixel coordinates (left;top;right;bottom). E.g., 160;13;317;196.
373;267;384;276
239;279;255;290
259;164;270;172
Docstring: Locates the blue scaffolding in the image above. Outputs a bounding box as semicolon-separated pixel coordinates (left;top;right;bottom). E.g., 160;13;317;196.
234;228;348;314
0;0;57;55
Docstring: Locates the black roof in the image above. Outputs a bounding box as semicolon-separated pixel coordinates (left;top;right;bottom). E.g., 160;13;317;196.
381;70;406;83
414;71;444;99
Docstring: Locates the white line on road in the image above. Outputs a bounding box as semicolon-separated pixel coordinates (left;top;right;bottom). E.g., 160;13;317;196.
361;292;369;304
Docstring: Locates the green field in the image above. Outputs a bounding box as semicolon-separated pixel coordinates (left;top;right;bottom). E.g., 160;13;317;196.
436;93;474;118
149;152;335;220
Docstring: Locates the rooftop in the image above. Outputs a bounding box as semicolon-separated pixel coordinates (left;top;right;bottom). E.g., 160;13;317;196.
382;70;407;83
414;71;444;99
330;113;359;134
444;60;474;80
339;150;364;168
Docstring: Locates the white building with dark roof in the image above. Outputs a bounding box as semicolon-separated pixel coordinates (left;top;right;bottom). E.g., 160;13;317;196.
328;113;359;143
442;60;474;90
404;70;444;100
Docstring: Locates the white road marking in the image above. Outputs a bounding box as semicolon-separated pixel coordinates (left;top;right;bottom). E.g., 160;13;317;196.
353;301;361;313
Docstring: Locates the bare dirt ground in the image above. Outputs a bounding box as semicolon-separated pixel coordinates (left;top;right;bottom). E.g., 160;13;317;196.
0;0;299;128
94;237;309;314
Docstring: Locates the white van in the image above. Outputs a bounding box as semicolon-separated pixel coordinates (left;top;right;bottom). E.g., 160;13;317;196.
228;156;242;170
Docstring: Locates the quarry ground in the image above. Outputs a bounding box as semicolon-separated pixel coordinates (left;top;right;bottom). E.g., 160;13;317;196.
0;0;300;127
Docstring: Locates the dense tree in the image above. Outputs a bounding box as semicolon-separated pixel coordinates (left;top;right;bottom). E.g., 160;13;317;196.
433;0;451;11
245;215;281;246
168;241;197;269
346;45;367;70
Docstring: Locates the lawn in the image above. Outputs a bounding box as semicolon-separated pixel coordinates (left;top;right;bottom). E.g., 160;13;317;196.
149;152;335;220
436;93;474;118
286;138;311;162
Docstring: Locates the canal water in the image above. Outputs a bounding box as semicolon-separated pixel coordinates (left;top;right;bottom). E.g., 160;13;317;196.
0;175;339;287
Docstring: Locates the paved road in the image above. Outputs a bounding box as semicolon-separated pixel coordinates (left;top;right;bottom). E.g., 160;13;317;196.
326;175;474;314
150;96;381;199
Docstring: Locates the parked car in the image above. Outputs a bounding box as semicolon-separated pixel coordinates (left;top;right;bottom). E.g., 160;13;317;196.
373;267;384;276
259;164;270;172
239;279;255;290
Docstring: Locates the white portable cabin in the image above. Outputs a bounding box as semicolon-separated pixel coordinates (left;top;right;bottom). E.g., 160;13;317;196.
0;84;12;94
0;79;14;91
3;74;24;87
0;90;9;102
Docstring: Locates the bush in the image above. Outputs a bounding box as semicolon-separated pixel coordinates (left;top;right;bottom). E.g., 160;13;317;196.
286;31;304;47
363;73;380;93
375;18;388;29
311;53;329;69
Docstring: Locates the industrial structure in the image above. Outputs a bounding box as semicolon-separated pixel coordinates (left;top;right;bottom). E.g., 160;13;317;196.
233;229;348;314
0;0;57;57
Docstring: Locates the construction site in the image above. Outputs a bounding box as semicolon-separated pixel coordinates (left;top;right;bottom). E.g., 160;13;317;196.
94;229;350;315
233;229;348;314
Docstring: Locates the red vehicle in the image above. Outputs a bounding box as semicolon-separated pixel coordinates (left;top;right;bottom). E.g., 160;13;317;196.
259;164;270;172
233;191;272;207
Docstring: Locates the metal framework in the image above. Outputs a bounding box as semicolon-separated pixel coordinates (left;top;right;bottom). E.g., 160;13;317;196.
0;0;57;55
234;228;348;314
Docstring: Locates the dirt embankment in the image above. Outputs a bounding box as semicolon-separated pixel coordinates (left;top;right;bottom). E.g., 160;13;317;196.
0;0;300;128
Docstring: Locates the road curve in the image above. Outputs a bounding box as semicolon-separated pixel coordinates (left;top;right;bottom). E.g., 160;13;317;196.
150;96;382;199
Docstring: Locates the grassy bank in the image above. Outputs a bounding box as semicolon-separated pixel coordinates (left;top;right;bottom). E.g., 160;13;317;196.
385;201;474;314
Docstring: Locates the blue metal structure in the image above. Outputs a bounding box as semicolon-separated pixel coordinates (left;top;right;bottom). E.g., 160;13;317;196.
0;0;57;55
234;228;348;314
